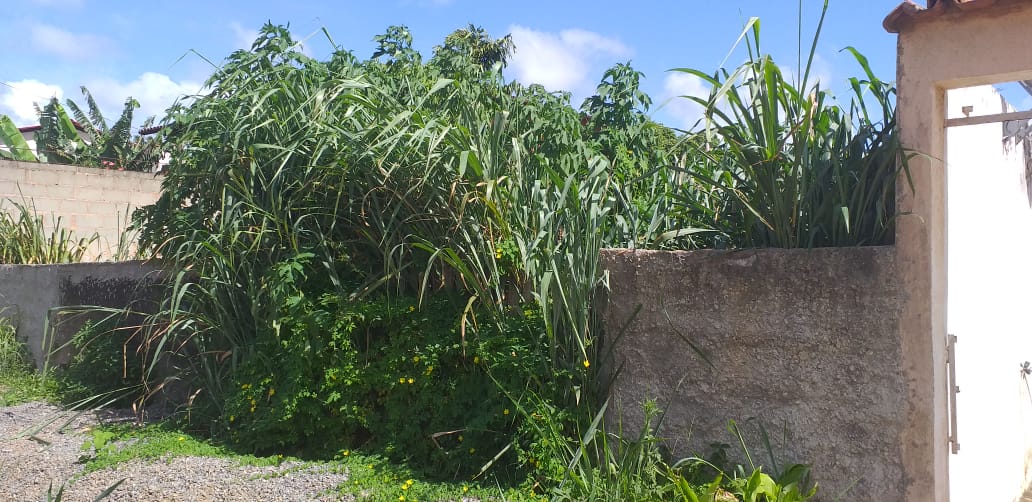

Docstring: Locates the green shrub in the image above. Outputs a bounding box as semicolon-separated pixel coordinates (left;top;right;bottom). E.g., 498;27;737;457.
58;319;143;407
221;295;559;481
0;316;29;376
0;316;59;405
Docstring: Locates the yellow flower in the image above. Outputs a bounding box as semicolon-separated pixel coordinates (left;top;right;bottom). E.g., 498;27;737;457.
463;486;469;493
229;415;235;423
503;408;510;415
408;305;415;312
473;356;480;364
342;450;350;457
267;388;276;397
469;447;475;454
402;485;409;491
407;378;415;385
178;436;185;441
424;366;433;376
412;356;420;363
583;359;590;369
406;479;414;486
399;377;406;384
399;496;405;501
457;435;463;442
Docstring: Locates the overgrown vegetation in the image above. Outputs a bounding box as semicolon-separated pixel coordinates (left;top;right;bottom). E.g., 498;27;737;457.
0;2;903;499
0;317;58;406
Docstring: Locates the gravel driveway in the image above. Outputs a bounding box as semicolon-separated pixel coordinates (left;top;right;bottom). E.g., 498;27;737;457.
0;402;351;501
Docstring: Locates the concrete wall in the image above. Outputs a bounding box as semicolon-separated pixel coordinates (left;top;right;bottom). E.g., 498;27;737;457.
0;159;162;259
945;85;1032;501
0;261;162;369
601;247;905;501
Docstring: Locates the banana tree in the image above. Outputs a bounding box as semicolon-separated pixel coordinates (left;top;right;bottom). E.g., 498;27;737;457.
0;116;37;161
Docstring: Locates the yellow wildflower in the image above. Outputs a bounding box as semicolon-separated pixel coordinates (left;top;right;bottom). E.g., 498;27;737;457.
473;356;480;364
503;408;510;415
399;377;406;384
463;486;469;493
342;450;350;457
412;356;420;363
583;359;590;369
267;388;276;397
178;436;185;441
469;447;475;454
407;378;415;385
457;435;463;442
402;485;409;491
229;415;235;423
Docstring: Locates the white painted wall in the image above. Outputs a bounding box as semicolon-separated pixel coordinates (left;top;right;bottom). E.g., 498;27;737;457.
947;85;1032;502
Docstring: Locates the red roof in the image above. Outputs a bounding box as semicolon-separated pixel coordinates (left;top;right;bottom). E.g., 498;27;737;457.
885;0;1030;33
17;121;87;134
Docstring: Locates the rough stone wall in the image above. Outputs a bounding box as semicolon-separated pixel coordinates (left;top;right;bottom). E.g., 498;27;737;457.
600;247;904;501
0;160;162;259
0;261;162;369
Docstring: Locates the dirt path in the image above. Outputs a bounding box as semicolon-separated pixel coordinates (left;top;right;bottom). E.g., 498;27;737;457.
0;402;351;501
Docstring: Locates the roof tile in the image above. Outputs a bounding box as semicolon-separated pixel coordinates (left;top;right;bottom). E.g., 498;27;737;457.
884;0;1018;33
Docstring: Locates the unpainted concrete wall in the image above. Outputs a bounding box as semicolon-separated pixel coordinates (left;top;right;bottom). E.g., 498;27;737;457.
0;261;162;369
601;247;904;501
0;159;162;259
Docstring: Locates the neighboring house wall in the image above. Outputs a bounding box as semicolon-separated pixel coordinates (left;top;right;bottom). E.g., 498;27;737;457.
945;85;1032;502
0;159;162;259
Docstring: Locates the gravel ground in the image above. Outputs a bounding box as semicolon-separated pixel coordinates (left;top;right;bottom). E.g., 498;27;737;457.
0;401;351;501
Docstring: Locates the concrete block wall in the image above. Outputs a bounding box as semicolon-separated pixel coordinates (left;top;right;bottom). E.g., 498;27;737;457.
600;246;905;501
0;160;162;259
0;261;162;370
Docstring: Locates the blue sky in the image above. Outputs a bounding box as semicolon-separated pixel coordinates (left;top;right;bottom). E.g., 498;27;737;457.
1;0;906;131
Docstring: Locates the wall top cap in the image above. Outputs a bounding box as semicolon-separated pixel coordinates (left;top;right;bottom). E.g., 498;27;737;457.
883;0;1031;33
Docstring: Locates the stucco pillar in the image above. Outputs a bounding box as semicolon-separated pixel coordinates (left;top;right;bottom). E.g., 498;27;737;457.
887;2;1032;500
894;43;949;501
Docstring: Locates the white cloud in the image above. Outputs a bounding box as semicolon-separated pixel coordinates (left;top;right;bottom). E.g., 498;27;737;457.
0;80;64;124
230;22;260;50
659;72;710;131
30;23;111;60
507;25;631;94
84;72;203;123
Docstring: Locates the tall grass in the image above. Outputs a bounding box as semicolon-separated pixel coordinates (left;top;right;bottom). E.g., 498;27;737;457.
0;200;98;264
670;2;908;248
